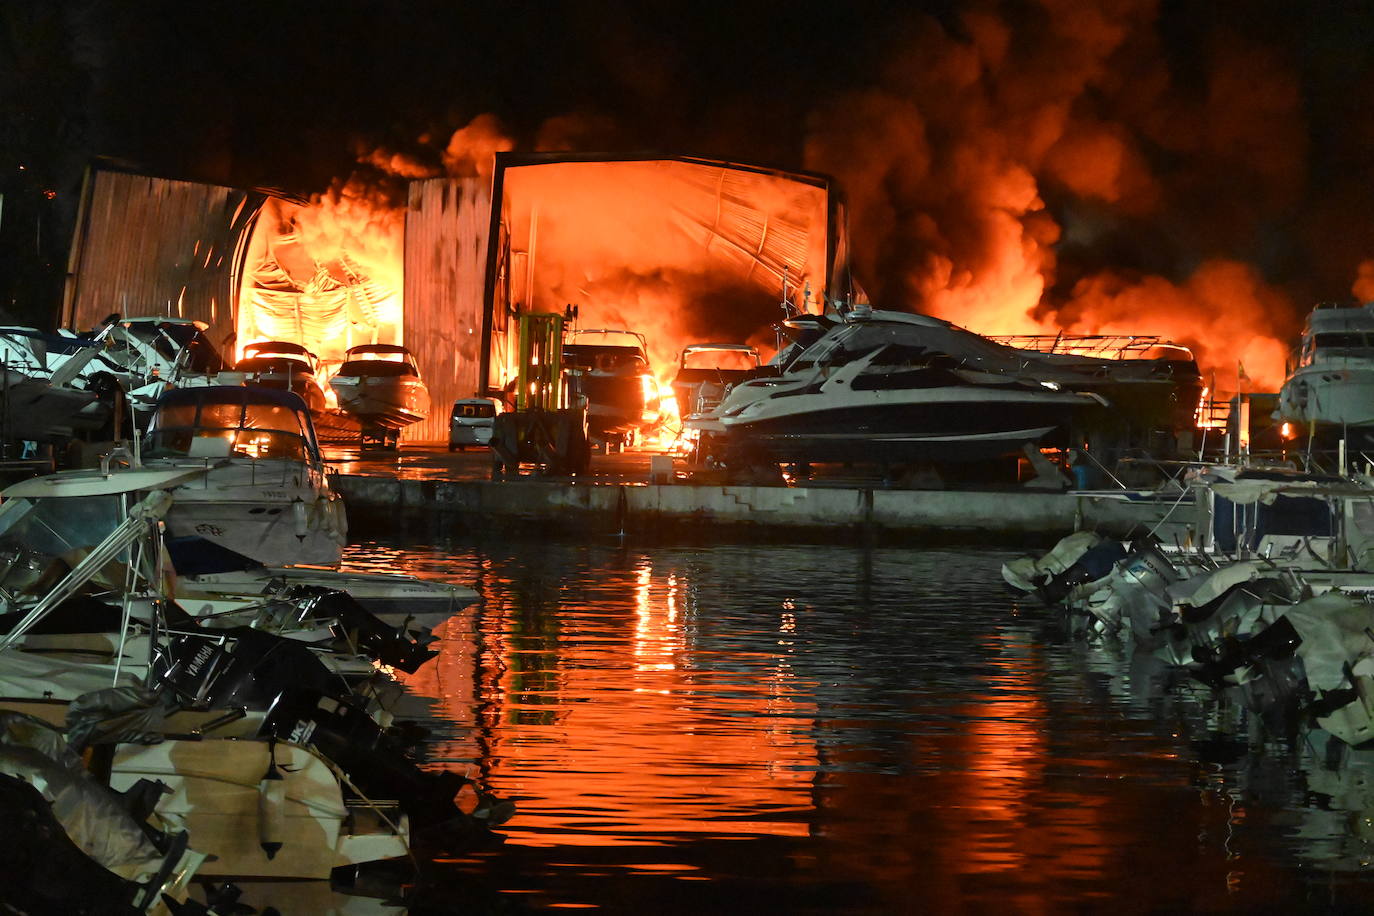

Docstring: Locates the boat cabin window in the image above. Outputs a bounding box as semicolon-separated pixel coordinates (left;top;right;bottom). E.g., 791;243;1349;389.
1314;332;1371;350
1302;331;1374;365
792;324;951;372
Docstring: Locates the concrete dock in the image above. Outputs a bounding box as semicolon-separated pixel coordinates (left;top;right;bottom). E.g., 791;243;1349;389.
327;445;1191;544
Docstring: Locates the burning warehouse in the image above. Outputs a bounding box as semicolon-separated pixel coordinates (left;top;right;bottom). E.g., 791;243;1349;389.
61;155;835;444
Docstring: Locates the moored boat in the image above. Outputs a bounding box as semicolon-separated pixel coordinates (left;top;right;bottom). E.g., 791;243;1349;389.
142;385;347;566
1277;300;1374;447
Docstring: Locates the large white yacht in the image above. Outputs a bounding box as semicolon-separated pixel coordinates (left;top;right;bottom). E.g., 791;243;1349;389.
1277;301;1374;440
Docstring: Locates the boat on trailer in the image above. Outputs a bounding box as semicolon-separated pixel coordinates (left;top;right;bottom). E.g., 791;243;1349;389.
328;344;430;449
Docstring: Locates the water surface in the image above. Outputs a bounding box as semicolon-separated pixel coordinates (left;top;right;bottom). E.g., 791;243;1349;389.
343;536;1374;913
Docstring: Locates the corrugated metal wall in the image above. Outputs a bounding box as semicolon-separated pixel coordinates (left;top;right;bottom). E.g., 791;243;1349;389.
403;176;491;443
63;168;261;352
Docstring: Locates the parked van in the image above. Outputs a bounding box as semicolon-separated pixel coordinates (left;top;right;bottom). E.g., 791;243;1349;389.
448;397;501;450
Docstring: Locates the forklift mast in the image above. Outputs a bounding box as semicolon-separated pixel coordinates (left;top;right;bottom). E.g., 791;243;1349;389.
515;312;567;412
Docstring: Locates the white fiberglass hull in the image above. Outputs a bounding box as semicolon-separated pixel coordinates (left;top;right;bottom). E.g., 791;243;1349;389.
155;458;348;567
177;566;478;628
1278;364;1374;429
707;384;1096;464
109;738;409;880
330;377;430;431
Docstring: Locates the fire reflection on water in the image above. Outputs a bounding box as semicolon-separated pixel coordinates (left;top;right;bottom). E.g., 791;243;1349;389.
343;539;1374;912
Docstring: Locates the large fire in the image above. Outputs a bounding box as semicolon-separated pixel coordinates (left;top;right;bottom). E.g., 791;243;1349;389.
237;186;404;373
245;90;1327;435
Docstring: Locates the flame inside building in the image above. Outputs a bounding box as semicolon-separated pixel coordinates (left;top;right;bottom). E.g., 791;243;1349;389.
237;195;403;372
482;155;833;395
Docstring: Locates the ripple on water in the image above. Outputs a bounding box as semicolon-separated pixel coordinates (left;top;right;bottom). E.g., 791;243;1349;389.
344;536;1374;913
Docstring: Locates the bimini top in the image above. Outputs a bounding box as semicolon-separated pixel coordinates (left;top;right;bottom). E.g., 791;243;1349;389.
147;385;320;462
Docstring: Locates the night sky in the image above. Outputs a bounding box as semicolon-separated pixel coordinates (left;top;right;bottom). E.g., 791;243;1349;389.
5;0;1374;350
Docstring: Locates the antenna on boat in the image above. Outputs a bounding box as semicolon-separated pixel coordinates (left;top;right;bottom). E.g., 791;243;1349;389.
129;400;142;467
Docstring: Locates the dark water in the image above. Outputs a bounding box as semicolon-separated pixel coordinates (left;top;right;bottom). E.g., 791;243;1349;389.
342;535;1374;914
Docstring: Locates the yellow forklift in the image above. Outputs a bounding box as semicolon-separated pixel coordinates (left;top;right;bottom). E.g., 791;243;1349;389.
490;311;591;479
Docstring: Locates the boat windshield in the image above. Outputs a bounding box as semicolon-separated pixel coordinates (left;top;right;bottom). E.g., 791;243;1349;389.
680;348;759;371
146;400;314;461
788;319;1016;374
336;359;417;377
0;494;125;564
235;356;314;375
564;345;649;374
123;322;227;373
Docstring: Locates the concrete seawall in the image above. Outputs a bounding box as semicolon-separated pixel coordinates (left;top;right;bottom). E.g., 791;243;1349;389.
334;473;1191;544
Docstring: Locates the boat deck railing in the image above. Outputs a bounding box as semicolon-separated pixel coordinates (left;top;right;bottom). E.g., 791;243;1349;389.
988;333;1179;359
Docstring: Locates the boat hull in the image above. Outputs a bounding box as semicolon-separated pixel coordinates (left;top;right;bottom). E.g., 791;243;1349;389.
154;458;348;567
330;377;430;431
710;388;1097;464
1279;365;1374;430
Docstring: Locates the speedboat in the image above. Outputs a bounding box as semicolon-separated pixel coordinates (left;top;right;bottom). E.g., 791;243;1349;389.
1277;301;1374;446
0;462;509;910
671;343;762;419
328;344;430;448
687;308;1115;468
0;324;119;441
231;340;328;413
562;328;660;449
142;386;348;566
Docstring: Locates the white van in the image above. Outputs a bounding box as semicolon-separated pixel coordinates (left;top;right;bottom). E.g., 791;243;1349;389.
448;397;501;451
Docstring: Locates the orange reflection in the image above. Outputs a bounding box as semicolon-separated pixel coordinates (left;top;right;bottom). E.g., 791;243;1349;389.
426;558;820;849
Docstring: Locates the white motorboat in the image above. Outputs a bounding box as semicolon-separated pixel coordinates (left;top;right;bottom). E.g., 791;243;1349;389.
688;309;1114;468
175;563;479;629
0;324;119;440
328;344;429;448
108;736;410;881
143;385;348;566
1277;301;1374;444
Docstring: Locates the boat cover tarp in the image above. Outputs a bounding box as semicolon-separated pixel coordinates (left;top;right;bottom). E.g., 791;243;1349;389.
0;711;162;872
65;687;167;752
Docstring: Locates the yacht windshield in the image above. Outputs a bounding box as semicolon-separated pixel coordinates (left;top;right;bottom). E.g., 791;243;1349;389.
789;319;1016;373
146;399;313;461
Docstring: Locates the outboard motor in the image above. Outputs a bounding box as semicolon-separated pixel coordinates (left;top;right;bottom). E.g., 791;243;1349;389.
1079;538;1181;638
1001;531;1127;607
263;688;513;836
286;585;438;673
